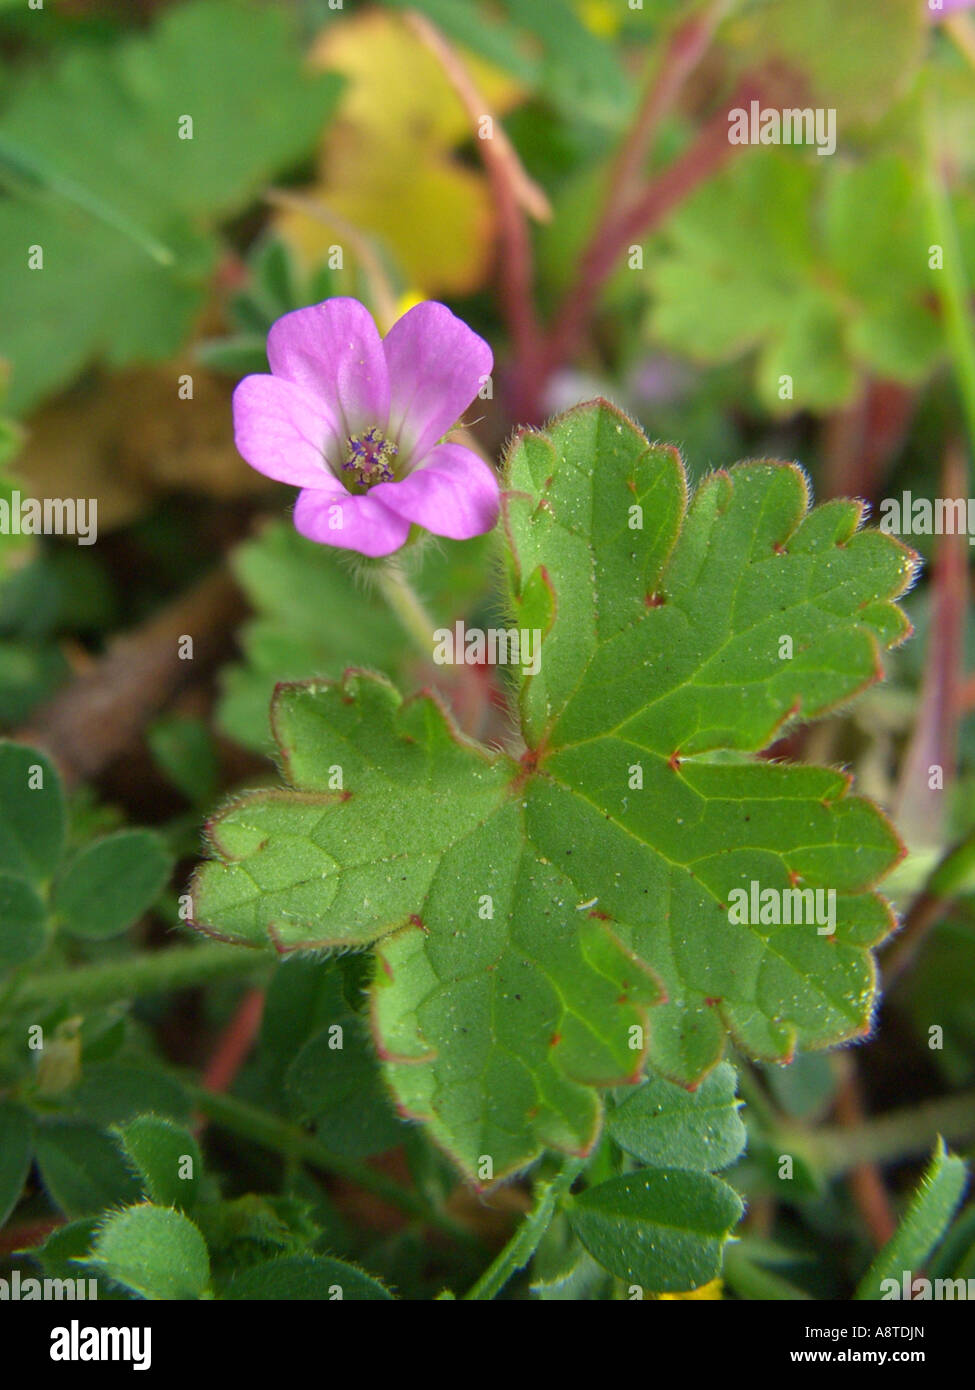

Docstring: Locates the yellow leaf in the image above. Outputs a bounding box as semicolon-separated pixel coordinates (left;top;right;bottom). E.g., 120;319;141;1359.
312;11;518;150
276;12;524;297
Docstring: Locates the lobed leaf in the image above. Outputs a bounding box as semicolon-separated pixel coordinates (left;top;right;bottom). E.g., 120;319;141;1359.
192;401;915;1180
0;0;342;413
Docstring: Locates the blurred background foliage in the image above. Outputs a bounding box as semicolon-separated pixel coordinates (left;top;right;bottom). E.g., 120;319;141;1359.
1;0;975;1300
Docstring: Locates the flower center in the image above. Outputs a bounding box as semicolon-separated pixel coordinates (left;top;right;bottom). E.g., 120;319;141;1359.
341;427;398;489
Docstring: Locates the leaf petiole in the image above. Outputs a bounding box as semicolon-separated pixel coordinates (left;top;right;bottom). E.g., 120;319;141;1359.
463;1157;586;1301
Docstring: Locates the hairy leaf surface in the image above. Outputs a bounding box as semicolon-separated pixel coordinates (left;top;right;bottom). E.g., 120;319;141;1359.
192;400;915;1179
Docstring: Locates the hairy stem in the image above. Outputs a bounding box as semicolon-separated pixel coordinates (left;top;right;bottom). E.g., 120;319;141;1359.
463;1157;585;1300
8;942;272;1013
833;1062;897;1248
530;81;759;417
600;0;736;217
406;8;547;385
375;560;436;658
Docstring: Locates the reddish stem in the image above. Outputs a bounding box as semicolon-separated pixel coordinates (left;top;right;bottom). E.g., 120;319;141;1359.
834;1067;898;1250
821;379;917;502
519;81;761;420
405;8;546;388
892;443;968;851
199;986;266;1099
603;0;733;214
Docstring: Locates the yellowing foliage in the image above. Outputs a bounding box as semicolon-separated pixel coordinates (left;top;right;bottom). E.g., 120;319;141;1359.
277;12;524;296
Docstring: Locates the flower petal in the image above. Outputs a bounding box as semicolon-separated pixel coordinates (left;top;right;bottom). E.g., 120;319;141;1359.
928;0;974;17
233;375;346;489
382;302;492;462
293;487;411;558
370;443;499;540
268;299;390;435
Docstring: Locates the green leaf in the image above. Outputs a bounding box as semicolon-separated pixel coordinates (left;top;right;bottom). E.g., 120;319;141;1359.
0;640;67;726
567;1169;744;1294
0;460;32;573
53;830;171;940
22;1217;101;1281
193;672;661;1179
194;1193;319;1273
218;521;491;754
259;956;345;1077
759;1052;838;1120
195;334;269;377
285;1023;407;1160
259;958;406;1154
649;152;941;411
0;1101;32;1227
21;1216;135;1299
907;917;975;1085
727;0;923;125
223;1255;392;1301
113;1116;202;1210
530;1214;607;1300
855;1142;969;1300
87;1203;211;1301
34;1120;141;1217
0;870;47;966
65;1062;190;1128
927;1203;975;1283
147;716;219;805
608;1063;745;1171
192;401;913;1179
0;741;65;882
504;402;912;1081
0;0;342;414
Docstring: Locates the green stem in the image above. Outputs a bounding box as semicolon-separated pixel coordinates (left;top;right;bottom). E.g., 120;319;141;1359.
795;1090;975;1177
923;88;975;459
463;1157;585;1300
9;943;272;1012
188;1084;474;1245
375;560;435;658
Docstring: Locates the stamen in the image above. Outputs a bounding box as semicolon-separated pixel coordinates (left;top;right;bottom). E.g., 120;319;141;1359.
342;427;398;487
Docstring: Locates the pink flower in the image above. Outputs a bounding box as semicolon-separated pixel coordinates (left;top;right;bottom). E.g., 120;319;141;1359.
927;0;975;16
233;298;499;557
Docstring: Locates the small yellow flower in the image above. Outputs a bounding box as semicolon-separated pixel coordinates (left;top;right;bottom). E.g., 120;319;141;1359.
577;0;622;39
659;1279;724;1301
